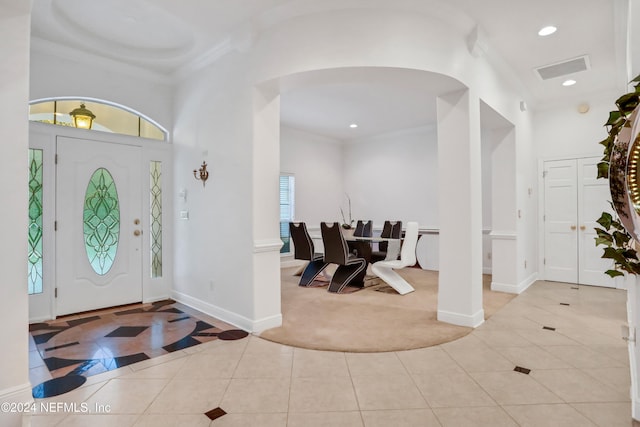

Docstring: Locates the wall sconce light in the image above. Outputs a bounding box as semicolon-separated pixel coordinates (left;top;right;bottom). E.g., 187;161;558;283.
193;161;209;187
69;103;96;129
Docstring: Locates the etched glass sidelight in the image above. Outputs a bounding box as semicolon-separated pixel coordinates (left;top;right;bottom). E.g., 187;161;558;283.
28;149;44;294
83;168;120;275
150;161;162;278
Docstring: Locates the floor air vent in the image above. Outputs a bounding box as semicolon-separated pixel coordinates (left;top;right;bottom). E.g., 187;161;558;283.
535;55;590;80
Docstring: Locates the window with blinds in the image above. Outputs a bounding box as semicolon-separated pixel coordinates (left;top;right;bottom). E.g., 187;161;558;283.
280;174;295;254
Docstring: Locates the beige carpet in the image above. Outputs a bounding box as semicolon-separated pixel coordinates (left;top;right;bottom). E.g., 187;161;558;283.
259;267;516;352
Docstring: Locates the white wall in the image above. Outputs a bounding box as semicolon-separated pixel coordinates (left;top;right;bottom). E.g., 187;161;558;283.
29;47;174;132
0;3;33;425
343;126;438;228
172;52;259;330
516;113;537;288
481;129;493;273
481;130;493;230
534;91;616;160
280;126;344;226
339;125;494;273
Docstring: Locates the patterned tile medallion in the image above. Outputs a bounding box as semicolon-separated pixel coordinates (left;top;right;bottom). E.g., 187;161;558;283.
30;300;249;398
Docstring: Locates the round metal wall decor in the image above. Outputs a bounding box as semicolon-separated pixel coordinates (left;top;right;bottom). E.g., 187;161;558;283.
609;107;640;240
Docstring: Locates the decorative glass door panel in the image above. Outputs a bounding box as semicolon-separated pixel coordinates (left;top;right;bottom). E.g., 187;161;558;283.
28;149;44;294
83;168;121;275
150;161;162;278
56;137;142;315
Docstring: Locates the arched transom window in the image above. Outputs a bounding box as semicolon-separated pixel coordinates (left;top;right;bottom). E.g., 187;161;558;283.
29;97;168;141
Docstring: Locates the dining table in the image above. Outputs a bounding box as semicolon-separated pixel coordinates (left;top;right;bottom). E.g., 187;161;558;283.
294;233;402;289
310;233;401;263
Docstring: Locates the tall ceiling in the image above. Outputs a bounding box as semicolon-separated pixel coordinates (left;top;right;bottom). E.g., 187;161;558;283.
29;0;638;140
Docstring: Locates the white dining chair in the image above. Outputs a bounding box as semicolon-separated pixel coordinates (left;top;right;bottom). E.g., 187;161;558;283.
371;221;419;295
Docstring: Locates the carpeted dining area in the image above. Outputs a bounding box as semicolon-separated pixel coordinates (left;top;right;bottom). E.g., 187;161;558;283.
259;267;516;352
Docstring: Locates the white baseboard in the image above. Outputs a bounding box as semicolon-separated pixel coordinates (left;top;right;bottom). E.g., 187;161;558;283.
490;281;517;293
252;313;283;333
491;273;537;294
519;272;537;293
171;290;282;333
172;290;253;332
491;281;519;294
437;308;484;328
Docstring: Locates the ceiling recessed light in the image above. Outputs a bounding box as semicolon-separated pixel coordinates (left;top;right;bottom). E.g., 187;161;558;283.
562;79;577;86
349;123;358;128
538;26;557;36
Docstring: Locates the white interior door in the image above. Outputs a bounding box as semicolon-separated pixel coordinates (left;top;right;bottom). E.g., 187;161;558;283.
543;157;615;287
56;136;143;315
577;158;615;287
544;159;578;283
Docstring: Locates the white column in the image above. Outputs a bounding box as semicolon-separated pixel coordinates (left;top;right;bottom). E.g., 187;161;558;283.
0;5;34;426
489;127;519;293
436;89;484;327
251;84;283;332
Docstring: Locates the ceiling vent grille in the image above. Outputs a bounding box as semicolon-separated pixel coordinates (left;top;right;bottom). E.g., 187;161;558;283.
534;55;590;80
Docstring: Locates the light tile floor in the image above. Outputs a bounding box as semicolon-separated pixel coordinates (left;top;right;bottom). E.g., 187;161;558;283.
28;280;640;426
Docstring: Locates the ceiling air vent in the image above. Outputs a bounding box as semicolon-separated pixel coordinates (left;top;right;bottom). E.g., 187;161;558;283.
534;55;590;80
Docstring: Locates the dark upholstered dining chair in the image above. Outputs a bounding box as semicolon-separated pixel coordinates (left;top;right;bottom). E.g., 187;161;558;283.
320;222;367;293
353;220;373;237
350;220;373;258
371;220;402;263
289;222;329;286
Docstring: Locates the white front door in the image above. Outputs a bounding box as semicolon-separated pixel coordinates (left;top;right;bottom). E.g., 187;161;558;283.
543;157;615;287
56;136;143;315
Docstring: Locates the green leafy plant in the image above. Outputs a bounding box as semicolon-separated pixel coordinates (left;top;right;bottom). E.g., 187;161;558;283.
595;211;640;277
595;75;640;277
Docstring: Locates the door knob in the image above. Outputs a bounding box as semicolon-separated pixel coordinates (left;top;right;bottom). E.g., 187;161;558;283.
570;225;577;230
133;230;141;236
134;218;140;225
580;225;586;231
